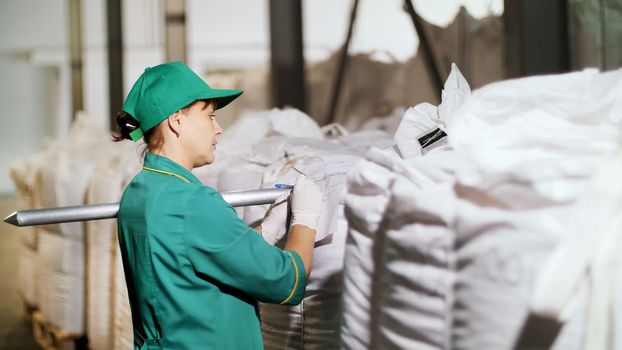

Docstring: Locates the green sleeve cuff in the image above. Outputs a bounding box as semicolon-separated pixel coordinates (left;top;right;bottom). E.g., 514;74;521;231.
280;250;308;305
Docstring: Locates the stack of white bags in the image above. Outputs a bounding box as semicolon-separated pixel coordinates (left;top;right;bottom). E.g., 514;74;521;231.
341;64;468;350
342;65;622;350
194;107;395;349
85;140;140;350
11;114;112;335
11;149;49;312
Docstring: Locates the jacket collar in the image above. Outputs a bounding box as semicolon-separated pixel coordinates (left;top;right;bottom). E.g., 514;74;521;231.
142;153;202;185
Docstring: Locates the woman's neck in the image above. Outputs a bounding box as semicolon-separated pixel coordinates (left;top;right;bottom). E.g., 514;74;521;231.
152;147;193;171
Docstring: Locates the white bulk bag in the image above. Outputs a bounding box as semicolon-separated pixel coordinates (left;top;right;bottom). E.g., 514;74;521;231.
342;147;459;350
37;229;85;334
11;151;52;309
259;147;364;349
39;268;85;335
86;141;140;350
38;230;84;275
451;194;580;350
112;238;133;350
18;245;39;307
394;63;471;159
35;113;110;239
529;149;622;350
447;68;622;350
342;157;397;350
10;150;50;249
358;107;405;136
448;68;622;203
195;108;324;188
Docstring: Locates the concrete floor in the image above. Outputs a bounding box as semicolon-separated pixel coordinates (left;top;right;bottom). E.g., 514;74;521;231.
0;194;40;349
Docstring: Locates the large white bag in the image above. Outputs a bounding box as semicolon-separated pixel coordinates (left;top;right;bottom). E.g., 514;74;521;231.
394;63;471;159
340;64;471;350
35;113;110;239
260;149;363;350
85;141;140;350
251;130;395;349
447;68;622;350
342;147;459;350
194;108;324;189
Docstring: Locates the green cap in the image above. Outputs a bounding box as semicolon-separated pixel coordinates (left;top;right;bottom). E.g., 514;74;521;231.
122;61;243;141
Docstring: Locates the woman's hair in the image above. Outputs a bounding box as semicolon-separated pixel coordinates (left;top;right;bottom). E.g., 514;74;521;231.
112;112;164;154
111;99;216;151
112;111;140;142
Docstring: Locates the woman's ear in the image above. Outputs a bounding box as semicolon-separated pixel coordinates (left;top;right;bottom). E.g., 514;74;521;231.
166;112;183;137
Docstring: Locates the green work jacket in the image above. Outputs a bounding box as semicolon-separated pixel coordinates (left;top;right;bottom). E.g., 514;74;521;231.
117;153;307;350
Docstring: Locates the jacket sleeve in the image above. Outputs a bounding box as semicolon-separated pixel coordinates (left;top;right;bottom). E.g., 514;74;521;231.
183;186;307;305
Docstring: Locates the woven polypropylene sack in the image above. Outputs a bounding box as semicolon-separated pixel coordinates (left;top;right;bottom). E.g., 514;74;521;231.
18;245;39;307
112;237;133;350
342;147;458;350
86;141;140;350
260;151;364;349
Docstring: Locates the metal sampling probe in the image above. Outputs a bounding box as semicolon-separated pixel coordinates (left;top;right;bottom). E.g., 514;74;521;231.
4;187;292;227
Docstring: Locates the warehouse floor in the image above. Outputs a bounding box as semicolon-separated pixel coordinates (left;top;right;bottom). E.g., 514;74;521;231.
0;194;40;350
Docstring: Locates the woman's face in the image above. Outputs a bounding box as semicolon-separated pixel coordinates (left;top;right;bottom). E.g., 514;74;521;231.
179;100;222;167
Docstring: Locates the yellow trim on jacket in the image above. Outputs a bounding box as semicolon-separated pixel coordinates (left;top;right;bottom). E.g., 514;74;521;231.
143;166;190;183
280;251;299;304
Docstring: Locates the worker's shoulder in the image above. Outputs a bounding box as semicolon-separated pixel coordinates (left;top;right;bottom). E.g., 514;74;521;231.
125;171;223;206
185;184;226;205
155;181;223;205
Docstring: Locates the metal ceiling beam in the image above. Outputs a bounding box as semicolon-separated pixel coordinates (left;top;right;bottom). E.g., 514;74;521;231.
325;0;359;125
403;0;443;100
165;0;187;63
69;0;84;120
504;0;570;77
107;0;124;130
269;0;306;112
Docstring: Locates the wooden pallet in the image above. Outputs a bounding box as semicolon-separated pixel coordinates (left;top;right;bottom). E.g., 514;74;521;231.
22;300;38;321
32;311;88;350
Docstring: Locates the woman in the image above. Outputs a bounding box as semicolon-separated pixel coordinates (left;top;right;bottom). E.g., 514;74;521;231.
114;61;322;349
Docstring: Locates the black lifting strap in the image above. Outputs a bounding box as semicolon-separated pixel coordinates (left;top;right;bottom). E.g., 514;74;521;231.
326;0;445;125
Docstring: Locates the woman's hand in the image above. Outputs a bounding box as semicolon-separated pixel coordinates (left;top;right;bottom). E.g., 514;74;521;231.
259;194;290;245
291;175;323;231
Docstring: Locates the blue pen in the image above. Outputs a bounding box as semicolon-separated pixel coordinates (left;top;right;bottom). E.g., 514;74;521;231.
274;184;295;189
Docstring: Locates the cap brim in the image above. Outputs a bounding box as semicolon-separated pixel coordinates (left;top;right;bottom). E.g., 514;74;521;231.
201;89;243;110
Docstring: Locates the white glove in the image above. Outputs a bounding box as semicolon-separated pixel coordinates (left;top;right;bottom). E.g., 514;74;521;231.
260;194;289;245
291;175;323;231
